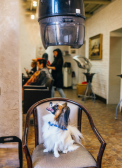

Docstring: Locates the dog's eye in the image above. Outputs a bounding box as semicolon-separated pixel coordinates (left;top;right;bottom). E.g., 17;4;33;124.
55;105;59;110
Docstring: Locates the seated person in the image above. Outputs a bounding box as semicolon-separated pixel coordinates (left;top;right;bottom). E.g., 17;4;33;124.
32;53;51;66
24;59;52;86
25;61;37;77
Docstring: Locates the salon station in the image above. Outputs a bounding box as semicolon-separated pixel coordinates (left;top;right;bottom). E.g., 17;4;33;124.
0;0;122;168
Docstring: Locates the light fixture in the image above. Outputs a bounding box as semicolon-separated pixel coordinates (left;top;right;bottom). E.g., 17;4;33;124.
38;0;85;49
31;15;35;19
33;1;37;7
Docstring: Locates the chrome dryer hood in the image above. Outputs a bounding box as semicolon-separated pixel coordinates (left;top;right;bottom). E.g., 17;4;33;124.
73;55;92;73
38;0;85;49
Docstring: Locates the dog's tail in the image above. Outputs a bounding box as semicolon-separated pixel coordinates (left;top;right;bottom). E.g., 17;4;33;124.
68;125;84;146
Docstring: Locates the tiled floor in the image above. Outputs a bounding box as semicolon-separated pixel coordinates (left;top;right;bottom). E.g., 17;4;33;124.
1;89;122;168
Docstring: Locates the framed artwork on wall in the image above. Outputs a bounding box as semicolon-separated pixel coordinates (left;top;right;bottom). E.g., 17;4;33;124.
71;49;76;54
62;50;70;56
36;45;45;58
89;34;102;60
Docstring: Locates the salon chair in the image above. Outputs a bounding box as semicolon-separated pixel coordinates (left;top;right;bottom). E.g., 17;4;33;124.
0;136;22;168
23;79;53;114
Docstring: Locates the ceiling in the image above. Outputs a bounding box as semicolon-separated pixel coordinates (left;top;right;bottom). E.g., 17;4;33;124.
84;0;111;18
21;0;112;19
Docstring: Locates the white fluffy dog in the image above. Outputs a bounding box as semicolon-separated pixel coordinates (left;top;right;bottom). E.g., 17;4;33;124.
42;102;83;158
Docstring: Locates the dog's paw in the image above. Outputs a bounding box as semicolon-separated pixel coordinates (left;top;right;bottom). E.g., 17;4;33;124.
63;150;68;154
54;152;60;158
43;149;48;153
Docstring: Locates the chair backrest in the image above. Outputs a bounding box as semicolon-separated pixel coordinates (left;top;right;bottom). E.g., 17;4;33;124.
45;78;54;90
24;86;51;114
33;99;82;145
0;136;22;168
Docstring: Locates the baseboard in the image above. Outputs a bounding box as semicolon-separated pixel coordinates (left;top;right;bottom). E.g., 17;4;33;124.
95;94;106;104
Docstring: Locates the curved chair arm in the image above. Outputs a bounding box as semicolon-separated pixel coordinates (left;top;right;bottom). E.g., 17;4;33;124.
22;107;34;168
22;144;32;168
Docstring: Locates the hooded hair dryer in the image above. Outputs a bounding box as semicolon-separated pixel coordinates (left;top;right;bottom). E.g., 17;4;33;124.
38;0;85;49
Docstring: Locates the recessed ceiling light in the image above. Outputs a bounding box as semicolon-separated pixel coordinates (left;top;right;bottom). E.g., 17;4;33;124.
33;1;37;7
31;15;35;19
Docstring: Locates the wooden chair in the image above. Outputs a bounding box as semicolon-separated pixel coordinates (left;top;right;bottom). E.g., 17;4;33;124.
23;98;106;168
0;136;22;168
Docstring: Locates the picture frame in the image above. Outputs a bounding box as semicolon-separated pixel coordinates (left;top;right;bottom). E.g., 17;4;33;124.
89;34;102;60
36;45;45;58
71;49;76;54
62;50;70;56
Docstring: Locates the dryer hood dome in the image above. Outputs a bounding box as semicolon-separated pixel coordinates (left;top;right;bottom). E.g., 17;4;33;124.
73;55;92;73
38;0;85;49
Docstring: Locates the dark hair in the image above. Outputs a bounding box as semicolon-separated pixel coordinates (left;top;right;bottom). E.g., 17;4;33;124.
53;48;63;60
42;53;48;61
37;59;46;68
31;61;37;67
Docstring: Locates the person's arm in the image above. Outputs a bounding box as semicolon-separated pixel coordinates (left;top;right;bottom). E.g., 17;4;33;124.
47;60;51;66
47;61;56;70
47;65;56;70
47;58;63;71
24;68;29;76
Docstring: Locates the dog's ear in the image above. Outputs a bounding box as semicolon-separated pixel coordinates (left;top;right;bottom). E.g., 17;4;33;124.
62;102;67;108
57;106;70;128
63;107;70;127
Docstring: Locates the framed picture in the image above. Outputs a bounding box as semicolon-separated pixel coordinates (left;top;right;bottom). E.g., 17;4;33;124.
62;50;70;56
71;49;76;54
89;34;102;60
36;45;45;58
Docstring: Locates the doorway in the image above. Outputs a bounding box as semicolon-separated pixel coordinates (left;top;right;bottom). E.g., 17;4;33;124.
108;28;122;104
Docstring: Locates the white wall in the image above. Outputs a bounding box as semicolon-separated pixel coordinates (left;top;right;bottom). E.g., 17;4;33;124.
19;1;42;75
109;37;121;104
85;0;122;103
19;19;37;75
0;0;22;138
121;39;122;110
64;45;86;85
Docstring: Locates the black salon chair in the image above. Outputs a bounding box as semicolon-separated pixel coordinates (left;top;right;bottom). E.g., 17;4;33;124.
23;79;53;114
0;136;22;168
